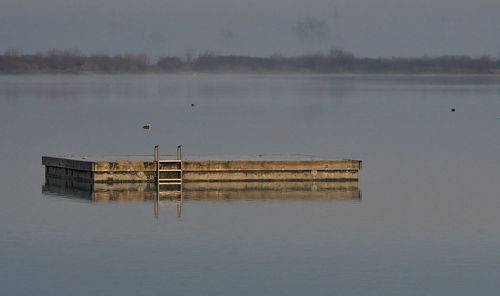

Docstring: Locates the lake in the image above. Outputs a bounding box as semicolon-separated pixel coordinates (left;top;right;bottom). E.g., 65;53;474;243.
0;74;499;295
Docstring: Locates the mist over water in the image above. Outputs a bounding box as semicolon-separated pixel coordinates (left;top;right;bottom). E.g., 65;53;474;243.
0;74;499;295
1;0;500;57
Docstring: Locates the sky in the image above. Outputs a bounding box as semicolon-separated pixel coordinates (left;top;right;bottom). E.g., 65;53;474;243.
1;0;499;59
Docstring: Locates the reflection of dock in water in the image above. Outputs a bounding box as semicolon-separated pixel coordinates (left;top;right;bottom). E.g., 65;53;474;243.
182;181;360;201
42;177;361;202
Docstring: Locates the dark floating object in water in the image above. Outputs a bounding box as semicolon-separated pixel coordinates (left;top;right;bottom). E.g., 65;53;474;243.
143;123;152;130
451;108;455;112
191;103;195;107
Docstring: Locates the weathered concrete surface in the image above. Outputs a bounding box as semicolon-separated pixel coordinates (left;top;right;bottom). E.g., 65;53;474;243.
183;160;361;171
94;161;156;172
183;170;358;182
93;171;156;183
183;160;360;181
42;156;361;183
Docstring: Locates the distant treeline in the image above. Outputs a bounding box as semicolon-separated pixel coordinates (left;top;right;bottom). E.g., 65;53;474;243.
1;49;499;74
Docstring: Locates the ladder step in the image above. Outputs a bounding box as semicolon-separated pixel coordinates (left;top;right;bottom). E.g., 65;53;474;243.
159;182;182;185
159;160;182;163
159;169;182;172
159;178;182;181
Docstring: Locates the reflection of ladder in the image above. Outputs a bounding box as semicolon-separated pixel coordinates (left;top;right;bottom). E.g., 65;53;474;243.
154;145;184;219
154;145;183;192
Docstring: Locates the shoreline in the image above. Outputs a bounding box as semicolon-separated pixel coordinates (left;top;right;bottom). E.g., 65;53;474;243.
2;52;498;75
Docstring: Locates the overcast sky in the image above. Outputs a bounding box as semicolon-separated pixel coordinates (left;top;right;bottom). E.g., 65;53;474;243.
1;0;499;58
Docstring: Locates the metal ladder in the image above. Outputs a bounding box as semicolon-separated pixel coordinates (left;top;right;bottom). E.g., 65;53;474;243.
154;145;183;190
153;145;184;219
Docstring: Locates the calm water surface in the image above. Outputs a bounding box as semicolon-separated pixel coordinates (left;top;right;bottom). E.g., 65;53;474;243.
1;74;499;295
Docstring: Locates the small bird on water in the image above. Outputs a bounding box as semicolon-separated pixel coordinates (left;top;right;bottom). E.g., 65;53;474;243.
143;122;152;130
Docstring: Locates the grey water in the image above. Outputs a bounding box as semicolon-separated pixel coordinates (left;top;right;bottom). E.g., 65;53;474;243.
0;74;499;295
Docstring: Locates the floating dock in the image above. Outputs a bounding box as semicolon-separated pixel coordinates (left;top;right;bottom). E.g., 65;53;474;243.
42;148;362;209
42;154;362;184
42;147;361;218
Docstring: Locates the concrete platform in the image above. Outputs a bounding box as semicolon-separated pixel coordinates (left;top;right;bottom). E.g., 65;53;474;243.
42;155;362;183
